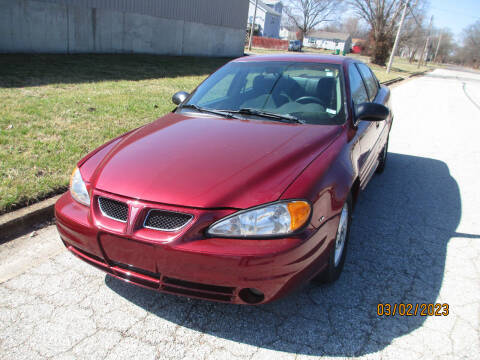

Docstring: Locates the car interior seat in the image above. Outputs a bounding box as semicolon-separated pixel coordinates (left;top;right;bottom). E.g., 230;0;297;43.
316;77;337;109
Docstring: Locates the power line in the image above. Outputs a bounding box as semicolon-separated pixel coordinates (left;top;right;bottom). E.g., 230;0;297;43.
418;15;433;68
248;0;259;51
387;0;410;73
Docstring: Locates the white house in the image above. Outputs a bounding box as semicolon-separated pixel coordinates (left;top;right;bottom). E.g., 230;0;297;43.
279;26;297;40
303;31;352;53
248;0;283;38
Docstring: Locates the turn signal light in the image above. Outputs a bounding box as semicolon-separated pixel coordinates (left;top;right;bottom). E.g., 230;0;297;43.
287;201;311;231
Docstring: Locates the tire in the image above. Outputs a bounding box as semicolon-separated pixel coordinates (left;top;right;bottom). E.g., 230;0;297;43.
313;193;352;284
376;136;389;174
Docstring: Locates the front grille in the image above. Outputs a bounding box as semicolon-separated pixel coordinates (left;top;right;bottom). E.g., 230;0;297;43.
98;197;128;222
144;210;193;231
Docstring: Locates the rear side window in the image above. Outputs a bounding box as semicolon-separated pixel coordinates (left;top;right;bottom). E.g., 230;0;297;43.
357;63;379;101
348;64;369;105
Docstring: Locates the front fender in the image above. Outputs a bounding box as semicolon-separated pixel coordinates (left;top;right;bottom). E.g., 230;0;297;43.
280;127;358;229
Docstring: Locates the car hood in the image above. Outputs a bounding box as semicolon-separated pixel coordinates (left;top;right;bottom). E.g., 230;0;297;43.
85;113;342;209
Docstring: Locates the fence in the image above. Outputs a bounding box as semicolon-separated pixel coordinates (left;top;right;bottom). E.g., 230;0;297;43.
252;36;288;50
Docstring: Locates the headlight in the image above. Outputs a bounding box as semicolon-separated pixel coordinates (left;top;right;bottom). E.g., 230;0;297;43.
207;200;311;238
70;167;90;206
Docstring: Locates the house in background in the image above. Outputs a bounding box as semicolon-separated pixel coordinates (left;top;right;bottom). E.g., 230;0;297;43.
0;0;249;56
263;0;284;15
279;26;297;40
303;31;352;53
248;0;283;38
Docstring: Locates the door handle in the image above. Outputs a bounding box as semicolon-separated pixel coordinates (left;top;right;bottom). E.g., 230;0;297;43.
376;122;380;128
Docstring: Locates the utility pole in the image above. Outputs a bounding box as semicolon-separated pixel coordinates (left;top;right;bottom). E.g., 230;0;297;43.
248;0;258;51
387;0;409;73
434;33;443;63
418;15;433;68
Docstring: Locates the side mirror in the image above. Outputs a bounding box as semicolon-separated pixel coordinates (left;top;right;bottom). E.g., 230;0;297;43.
172;91;189;105
355;102;390;121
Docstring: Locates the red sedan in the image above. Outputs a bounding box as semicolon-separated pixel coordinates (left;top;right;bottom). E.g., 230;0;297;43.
56;54;392;304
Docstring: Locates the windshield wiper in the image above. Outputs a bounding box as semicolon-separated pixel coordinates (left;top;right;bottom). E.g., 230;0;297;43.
229;108;304;124
179;104;234;118
179;105;304;124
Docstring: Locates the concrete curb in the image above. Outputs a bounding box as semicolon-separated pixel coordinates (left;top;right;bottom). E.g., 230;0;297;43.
409;69;430;77
0;194;63;243
381;70;431;87
382;77;404;86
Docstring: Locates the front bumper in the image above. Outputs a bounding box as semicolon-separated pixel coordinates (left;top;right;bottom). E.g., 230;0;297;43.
55;191;337;304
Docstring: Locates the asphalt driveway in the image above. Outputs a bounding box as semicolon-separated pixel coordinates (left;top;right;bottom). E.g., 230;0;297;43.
1;67;479;359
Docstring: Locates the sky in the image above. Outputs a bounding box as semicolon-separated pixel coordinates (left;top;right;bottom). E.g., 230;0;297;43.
428;0;480;39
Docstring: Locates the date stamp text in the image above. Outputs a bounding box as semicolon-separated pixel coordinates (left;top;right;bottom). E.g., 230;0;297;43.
377;303;449;316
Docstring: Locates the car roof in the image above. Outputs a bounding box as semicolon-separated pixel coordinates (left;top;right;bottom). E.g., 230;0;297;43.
233;54;358;65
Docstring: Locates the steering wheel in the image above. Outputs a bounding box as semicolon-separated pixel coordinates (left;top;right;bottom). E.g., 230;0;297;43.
295;96;324;106
278;91;293;102
269;90;294;107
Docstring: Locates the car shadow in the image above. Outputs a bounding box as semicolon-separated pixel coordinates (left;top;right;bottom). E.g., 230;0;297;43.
105;152;471;356
0;54;232;88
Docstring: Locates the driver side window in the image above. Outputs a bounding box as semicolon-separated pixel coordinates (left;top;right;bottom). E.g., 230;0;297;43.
348;64;369;105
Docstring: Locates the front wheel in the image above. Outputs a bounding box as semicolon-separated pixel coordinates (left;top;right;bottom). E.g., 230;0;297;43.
313;194;352;283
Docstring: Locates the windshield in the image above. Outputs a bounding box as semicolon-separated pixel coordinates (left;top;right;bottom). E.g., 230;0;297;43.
183;61;346;125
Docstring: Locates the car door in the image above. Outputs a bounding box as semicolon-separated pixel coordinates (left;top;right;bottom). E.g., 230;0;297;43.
348;63;376;187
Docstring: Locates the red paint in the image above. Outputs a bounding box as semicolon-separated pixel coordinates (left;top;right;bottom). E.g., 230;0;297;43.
87;116;341;209
56;55;392;304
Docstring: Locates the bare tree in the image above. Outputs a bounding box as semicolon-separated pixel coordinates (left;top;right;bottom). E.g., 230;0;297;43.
350;0;422;65
398;11;427;63
459;20;480;68
321;22;342;33
463;20;480;48
284;0;345;40
432;28;455;63
341;16;368;38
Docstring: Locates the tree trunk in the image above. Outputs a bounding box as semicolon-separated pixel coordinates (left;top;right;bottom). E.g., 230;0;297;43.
372;34;392;66
409;48;417;63
371;32;393;66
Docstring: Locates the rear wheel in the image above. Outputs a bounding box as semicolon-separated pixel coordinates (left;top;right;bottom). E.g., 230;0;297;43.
313;194;352;283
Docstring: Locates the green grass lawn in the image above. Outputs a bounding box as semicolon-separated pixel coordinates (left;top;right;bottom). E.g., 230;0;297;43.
0;54;231;214
246;47;433;82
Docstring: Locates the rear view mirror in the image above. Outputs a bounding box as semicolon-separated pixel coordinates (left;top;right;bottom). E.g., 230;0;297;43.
356;102;390;121
172;91;189;105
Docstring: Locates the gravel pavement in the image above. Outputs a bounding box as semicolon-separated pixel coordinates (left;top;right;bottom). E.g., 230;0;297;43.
1;68;479;359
